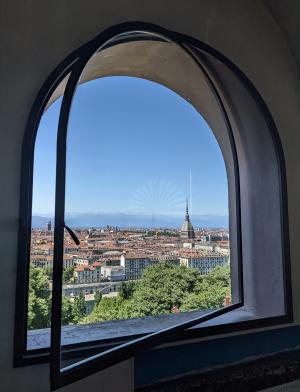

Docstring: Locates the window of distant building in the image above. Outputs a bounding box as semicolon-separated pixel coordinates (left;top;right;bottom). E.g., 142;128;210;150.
14;24;292;390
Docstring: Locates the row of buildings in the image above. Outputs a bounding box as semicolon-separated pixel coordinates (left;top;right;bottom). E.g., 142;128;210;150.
32;245;229;284
31;204;230;298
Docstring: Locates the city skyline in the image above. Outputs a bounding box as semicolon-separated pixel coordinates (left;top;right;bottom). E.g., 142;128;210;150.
31;209;229;229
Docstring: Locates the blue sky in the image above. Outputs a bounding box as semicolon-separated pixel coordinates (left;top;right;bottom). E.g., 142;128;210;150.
32;76;228;218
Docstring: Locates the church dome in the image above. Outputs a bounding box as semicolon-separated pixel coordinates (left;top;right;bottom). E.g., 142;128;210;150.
181;220;195;233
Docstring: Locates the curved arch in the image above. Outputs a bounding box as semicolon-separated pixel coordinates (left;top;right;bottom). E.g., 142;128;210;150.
14;22;292;378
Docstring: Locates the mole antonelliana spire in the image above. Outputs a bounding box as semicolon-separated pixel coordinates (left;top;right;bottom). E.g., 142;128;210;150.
180;199;195;239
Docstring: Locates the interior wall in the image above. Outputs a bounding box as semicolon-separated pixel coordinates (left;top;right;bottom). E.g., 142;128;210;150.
0;1;299;391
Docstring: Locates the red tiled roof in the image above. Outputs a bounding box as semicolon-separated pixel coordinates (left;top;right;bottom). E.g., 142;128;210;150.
75;265;95;272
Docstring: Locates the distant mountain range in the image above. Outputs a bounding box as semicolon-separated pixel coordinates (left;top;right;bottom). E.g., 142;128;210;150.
32;213;228;229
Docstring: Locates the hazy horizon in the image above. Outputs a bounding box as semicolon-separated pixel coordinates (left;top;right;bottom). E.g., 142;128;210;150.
32;211;229;229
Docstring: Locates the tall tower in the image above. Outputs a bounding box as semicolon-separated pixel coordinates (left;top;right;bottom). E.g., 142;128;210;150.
46;220;51;231
180;199;195;239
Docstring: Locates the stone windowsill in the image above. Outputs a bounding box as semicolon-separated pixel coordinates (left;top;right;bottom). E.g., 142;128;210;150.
27;307;257;351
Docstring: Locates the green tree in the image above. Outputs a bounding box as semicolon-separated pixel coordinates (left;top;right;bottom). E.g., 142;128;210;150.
73;292;86;323
62;266;75;284
61;296;75;325
27;267;51;329
84;264;231;323
94;290;102;306
181;266;231;312
45;266;53;280
84;297;124;323
200;265;231;287
128;263;199;317
119;281;135;300
180;284;228;311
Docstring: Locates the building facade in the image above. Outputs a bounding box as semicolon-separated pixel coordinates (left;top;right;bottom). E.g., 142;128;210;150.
74;262;102;283
120;254;158;280
180;252;229;275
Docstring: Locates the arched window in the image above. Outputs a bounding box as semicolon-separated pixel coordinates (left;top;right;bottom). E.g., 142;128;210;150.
14;23;292;390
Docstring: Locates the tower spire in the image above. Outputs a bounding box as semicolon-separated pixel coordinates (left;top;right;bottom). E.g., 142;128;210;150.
180;198;195;239
185;198;190;221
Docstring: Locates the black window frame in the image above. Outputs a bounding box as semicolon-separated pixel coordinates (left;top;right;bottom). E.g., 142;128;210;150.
13;21;293;390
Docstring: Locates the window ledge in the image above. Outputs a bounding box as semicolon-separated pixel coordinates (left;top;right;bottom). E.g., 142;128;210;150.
27;307;263;352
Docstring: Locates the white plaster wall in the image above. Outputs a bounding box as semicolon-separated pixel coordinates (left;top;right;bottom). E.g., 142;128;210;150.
0;1;299;391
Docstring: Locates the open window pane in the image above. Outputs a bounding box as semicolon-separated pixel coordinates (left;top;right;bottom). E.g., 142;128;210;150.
49;31;242;389
61;74;232;352
26;74;71;352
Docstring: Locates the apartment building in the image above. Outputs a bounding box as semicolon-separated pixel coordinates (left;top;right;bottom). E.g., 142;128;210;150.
31;254;78;269
101;266;125;281
179;251;229;275
74;261;102;283
120;254;158;280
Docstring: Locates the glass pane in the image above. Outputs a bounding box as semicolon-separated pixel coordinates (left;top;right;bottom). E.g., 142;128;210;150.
58;35;232;368
27;74;70;350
